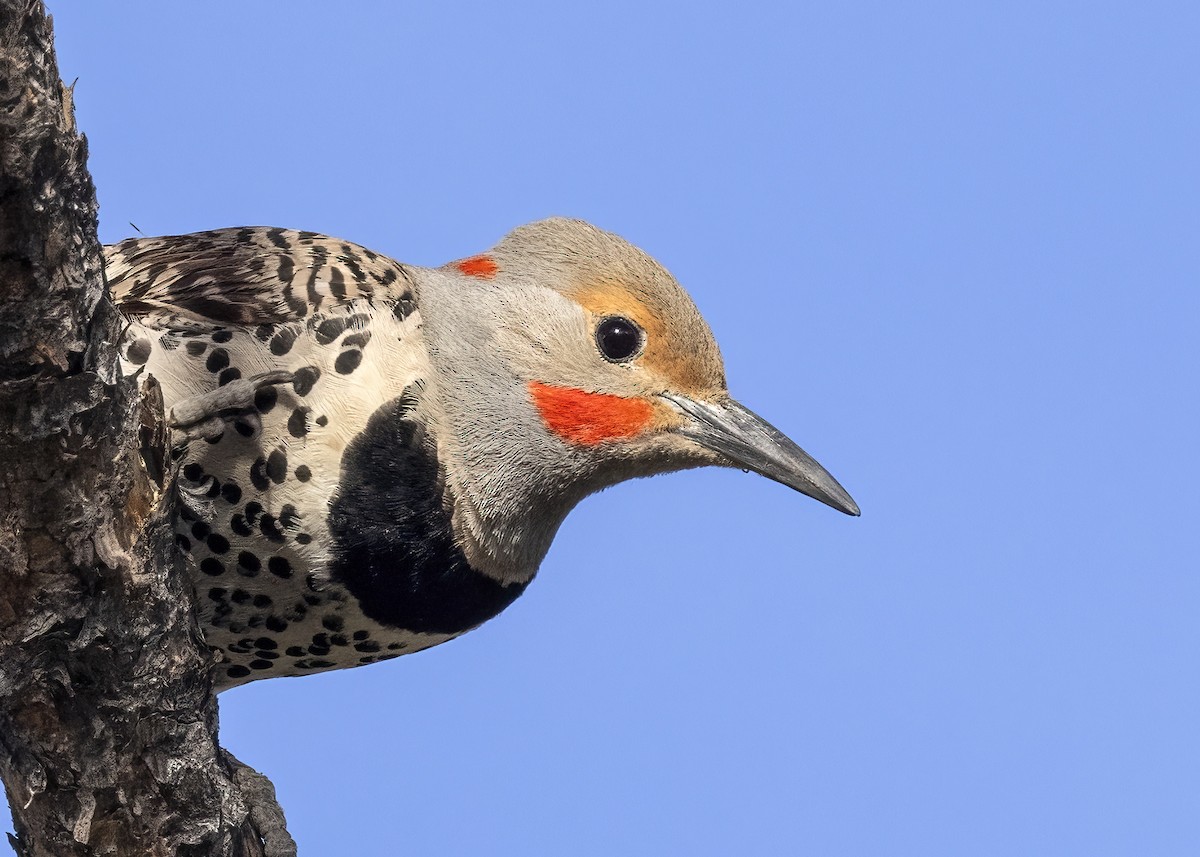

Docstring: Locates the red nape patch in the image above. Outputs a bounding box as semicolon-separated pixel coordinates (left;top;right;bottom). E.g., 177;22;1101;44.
456;255;499;279
528;381;655;446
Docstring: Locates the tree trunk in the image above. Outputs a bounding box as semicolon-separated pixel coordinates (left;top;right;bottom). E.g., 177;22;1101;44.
0;4;294;854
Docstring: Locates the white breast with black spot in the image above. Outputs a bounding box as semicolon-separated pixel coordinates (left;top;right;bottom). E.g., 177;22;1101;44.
121;297;459;688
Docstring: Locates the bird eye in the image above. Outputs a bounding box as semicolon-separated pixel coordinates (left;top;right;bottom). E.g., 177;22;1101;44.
595;316;644;362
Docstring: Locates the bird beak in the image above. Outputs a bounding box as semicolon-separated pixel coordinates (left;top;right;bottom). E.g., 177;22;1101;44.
659;393;860;516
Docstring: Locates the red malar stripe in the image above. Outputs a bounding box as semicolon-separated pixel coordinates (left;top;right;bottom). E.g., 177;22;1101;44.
528;381;654;445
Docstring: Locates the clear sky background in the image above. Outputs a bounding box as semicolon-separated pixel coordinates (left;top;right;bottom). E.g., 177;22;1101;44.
30;2;1197;855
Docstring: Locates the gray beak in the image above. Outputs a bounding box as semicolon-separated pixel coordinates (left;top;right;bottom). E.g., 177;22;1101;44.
660;393;860;516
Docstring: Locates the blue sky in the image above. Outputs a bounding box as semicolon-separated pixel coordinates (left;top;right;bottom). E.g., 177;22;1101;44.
36;2;1199;855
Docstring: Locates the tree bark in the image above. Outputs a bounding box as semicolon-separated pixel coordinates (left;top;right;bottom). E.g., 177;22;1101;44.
0;4;294;855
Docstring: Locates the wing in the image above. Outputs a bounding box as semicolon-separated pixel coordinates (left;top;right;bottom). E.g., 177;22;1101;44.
106;227;418;329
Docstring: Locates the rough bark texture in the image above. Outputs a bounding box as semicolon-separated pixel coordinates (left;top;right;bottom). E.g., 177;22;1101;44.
0;4;294;855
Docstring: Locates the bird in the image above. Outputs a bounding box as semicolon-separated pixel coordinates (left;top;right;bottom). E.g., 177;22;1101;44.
107;218;859;689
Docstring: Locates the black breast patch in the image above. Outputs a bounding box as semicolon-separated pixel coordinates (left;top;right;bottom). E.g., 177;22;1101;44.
327;386;527;634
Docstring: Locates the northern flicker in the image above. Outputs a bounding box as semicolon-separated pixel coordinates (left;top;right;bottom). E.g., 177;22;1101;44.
108;218;858;689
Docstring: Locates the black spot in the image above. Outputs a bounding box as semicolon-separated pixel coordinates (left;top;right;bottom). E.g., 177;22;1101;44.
288;407;310;437
244;502;263;522
277;254;295;283
311;633;330;648
268;556;293;579
328;388;527;633
237;551;261;576
315;415;329;427
308;660;336;669
255;324;274;341
254;385;278;413
249;659;274;671
293;366;321;396
334;349;362;375
234;419;257;438
295;465;312;482
186;341;207;357
175;534;191;551
352;630;369;641
253;594;272;608
191;521;211;540
267;449;288;484
267;227;290;249
343;331;371;349
308;645;331;657
328;265;346;299
221;482;242;504
269;328;297;355
330;634;348;647
230;514;252;536
254;637;278;650
260;515;285;542
315;317;347;344
279;504;300;529
343;256;367;283
183;462;204;482
387;643;406;651
254;650;280;660
354;641;381;653
266;616;289;632
393;293;416;321
206;348;230;373
206;533;230;554
203;431;224;444
126;338;152;365
208;587;227;601
231;589;251;604
200;558;224;576
218;367;241;386
285;646;305;657
211;329;233;343
295;533;312;545
250;457;270;491
322;614;345;632
226;665;251;679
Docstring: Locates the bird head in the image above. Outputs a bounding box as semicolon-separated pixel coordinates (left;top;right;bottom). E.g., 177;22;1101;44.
415;218;857;581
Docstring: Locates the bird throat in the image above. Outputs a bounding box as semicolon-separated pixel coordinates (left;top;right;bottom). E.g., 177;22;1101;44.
327;388;528;634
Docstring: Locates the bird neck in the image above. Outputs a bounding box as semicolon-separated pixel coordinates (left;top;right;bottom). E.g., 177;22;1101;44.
410;266;595;586
419;378;587;587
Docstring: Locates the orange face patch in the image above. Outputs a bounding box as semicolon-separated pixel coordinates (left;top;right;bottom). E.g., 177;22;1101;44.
456;255;499;279
567;281;725;397
529;381;655;446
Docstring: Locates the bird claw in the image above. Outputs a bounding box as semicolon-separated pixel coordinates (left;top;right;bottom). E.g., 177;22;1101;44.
168;370;293;440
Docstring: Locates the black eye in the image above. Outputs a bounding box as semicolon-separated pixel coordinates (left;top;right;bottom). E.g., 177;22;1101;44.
595;316;643;362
